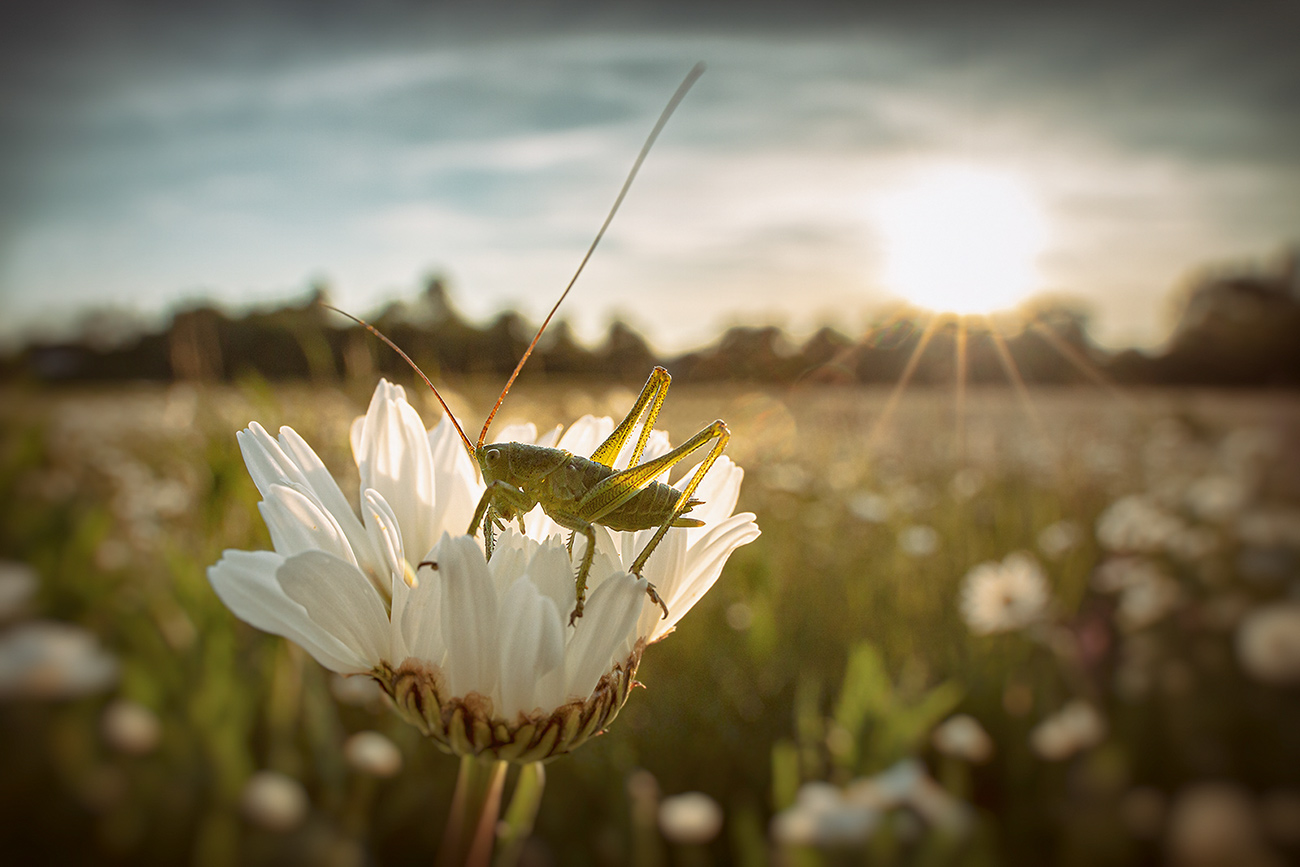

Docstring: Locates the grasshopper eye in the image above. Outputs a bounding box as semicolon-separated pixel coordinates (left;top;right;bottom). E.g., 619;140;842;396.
485;448;502;465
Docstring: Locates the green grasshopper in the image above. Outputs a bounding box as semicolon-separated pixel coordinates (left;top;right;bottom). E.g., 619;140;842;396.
335;63;730;623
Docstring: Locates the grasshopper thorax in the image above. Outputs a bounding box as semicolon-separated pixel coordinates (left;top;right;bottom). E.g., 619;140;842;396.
478;442;569;488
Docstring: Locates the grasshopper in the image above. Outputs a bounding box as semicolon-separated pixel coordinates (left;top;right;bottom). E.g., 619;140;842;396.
334;63;729;623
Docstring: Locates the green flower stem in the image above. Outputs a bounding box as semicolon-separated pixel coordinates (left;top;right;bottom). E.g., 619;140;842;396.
492;762;546;867
439;756;508;867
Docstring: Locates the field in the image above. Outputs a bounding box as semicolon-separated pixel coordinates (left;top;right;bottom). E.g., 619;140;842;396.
2;378;1299;866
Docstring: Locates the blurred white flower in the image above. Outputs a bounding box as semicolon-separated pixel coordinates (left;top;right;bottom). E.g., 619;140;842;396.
208;380;758;760
846;759;971;834
0;621;119;699
241;770;309;832
959;552;1050;635
329;673;385;708
1114;570;1183;632
1185;473;1252;524
949;469;983;502
101;698;162;756
1166;526;1220;563
898;525;939;558
771;782;880;847
1029;700;1106;760
1092;557;1165;593
1037;520;1083;559
343;731;403;777
1218;427;1277;475
658;791;724;845
0;561;38;622
1166;783;1274;867
725;601;754;631
931;713;994;763
772;760;973;847
848;491;890;523
1235;602;1300;686
1096;495;1185;554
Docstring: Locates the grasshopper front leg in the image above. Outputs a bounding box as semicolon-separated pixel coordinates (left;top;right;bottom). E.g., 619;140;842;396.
469;481;537;562
543;511;600;624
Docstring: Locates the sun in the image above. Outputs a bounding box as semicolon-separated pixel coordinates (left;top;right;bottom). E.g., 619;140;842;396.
872;166;1048;315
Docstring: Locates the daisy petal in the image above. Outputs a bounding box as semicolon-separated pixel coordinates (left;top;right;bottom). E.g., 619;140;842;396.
565;570;644;700
208;550;369;673
497;576;565;718
276;551;391;668
258;484;354;564
650;513;760;641
436;534;500;700
356;380;438;558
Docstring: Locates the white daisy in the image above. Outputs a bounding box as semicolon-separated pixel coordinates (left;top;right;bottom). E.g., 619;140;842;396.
958;551;1051;636
208;380;759;761
1029;700;1106;761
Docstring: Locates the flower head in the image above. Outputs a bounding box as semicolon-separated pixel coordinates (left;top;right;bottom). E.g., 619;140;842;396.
208;380;758;761
931;713;994;763
1029;700;1106;760
959;552;1051;635
1236;601;1300;686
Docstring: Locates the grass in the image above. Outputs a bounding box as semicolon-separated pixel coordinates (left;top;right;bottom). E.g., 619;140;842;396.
1;378;1298;865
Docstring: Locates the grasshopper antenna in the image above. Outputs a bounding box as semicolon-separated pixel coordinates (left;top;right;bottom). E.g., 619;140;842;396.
322;304;478;460
477;61;706;450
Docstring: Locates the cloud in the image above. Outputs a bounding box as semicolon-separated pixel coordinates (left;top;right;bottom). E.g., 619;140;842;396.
1;5;1296;350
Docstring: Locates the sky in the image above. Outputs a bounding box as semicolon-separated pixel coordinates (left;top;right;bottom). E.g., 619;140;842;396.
3;1;1298;353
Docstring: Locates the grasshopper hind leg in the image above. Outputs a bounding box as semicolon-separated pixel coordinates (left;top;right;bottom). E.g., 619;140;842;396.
628;419;731;620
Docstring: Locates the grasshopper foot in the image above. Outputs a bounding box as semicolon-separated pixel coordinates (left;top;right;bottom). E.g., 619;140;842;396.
568;598;586;627
645;581;669;620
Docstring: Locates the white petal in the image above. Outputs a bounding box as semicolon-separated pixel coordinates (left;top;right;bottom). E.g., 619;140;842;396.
535;424;564;448
350;415;365;460
355;380;438;559
557;415;615;460
682;457;744;545
565;570;644;701
526;537;581;619
208;550;369;673
238;422;309;495
648;513;760;641
436;534;499;700
428;415;486;539
630;527;687;639
361;488;406;592
393;557;445;664
258;484;355;564
612;426;672;473
493;422;538;446
276;551;391;668
276;426;359;533
277;425;379;565
497;576;565;718
488;528;536;599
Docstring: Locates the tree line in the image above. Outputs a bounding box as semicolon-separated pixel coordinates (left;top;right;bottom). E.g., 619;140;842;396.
5;257;1299;388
